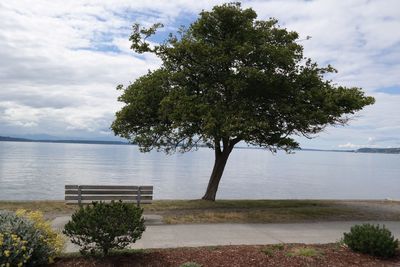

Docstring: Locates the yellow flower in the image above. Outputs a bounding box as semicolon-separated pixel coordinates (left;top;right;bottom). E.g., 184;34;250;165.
4;250;10;257
15;209;66;259
21;246;26;251
15;209;26;217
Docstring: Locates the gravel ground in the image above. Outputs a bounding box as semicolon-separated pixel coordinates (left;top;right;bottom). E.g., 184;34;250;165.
52;244;400;267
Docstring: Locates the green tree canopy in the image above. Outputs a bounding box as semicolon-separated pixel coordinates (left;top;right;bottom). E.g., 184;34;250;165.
112;3;375;200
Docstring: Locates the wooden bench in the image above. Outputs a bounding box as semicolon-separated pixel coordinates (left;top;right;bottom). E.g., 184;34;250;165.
65;185;153;206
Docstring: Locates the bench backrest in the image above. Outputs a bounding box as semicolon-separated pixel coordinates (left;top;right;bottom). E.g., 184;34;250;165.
65;185;153;206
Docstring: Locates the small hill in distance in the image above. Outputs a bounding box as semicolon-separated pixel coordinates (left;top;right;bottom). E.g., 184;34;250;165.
356;147;400;154
0;136;31;142
0;136;128;145
0;136;399;153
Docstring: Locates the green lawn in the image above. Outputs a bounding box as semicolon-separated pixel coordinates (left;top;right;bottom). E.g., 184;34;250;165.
1;199;399;224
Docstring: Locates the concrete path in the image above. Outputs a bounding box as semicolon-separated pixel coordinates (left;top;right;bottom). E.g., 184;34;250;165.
52;219;400;253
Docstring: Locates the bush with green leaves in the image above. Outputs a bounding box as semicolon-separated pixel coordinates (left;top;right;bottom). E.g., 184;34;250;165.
343;223;398;258
63;201;146;256
0;211;61;266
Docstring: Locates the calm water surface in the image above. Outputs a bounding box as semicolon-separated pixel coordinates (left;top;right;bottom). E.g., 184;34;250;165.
0;141;399;200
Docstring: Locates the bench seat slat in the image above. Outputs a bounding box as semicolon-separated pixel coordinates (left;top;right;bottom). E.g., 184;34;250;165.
65;184;153;206
65;195;153;201
65;190;153;195
66;185;153;190
66;200;153;205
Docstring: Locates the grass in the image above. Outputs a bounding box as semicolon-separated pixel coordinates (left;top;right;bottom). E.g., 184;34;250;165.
179;262;203;267
287;247;323;257
261;244;285;256
150;199;398;224
1;199;399;224
0;201;77;219
205;246;220;251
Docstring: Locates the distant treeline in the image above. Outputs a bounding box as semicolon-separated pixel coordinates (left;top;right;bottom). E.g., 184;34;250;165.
1;136;399;153
0;136;128;145
356;147;400;154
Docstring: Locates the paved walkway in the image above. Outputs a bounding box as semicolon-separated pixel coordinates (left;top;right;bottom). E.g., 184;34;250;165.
51;218;400;253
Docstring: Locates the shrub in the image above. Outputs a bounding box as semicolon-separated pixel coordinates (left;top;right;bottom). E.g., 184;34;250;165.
0;210;63;266
343;223;398;258
16;209;65;257
63;201;146;256
0;232;31;267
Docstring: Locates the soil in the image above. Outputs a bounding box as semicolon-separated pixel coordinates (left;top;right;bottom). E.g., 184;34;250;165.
52;244;400;267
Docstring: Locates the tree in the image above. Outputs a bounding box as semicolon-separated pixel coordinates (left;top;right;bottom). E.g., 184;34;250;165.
112;3;375;201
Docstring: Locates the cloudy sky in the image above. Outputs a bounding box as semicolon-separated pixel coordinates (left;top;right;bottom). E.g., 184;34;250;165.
0;0;399;149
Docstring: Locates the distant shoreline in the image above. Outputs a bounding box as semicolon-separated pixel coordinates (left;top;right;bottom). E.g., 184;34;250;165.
0;136;128;145
0;136;399;154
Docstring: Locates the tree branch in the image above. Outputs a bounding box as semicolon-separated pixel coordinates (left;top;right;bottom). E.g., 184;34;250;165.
214;138;222;155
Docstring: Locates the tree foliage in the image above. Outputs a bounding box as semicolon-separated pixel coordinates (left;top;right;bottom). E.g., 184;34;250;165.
112;3;374;200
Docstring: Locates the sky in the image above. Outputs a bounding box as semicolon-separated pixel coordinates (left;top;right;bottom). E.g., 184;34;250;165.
0;0;399;149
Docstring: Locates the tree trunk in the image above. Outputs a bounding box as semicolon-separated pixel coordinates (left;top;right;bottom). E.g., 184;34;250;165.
202;149;231;201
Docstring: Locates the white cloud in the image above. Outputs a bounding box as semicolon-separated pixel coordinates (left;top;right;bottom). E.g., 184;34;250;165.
338;140;380;149
0;0;399;146
338;143;362;149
